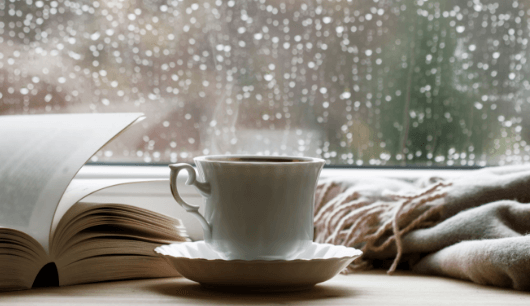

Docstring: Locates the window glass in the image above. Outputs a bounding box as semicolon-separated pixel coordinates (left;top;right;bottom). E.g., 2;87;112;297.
1;0;529;166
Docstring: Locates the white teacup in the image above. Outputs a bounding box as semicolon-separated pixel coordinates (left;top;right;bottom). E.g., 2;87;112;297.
169;155;325;260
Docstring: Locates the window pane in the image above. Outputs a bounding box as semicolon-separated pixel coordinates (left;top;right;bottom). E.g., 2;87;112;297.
1;0;529;166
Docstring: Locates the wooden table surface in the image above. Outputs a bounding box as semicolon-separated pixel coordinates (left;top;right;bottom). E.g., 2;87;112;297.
2;270;530;305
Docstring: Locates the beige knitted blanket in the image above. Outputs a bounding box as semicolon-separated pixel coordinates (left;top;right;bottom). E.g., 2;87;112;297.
314;165;530;290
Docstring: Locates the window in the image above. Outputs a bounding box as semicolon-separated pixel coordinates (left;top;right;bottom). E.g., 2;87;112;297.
1;0;529;167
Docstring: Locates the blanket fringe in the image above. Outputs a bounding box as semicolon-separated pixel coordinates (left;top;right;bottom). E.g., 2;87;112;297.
314;181;452;274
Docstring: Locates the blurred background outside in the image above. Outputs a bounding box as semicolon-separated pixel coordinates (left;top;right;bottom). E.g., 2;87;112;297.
1;0;530;167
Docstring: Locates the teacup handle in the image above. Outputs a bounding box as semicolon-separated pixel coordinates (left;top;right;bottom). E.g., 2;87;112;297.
169;164;212;240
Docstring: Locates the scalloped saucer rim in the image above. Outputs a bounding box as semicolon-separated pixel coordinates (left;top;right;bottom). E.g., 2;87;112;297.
155;241;362;262
155;241;362;291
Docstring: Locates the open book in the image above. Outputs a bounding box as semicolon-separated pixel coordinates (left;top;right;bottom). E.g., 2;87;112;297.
0;113;188;292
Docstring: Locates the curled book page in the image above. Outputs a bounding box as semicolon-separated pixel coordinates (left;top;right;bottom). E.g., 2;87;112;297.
0;113;143;253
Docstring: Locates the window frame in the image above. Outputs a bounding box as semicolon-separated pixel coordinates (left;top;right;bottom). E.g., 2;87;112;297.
77;164;473;185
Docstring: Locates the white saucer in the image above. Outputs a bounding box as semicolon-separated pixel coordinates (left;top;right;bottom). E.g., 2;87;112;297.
155;241;362;292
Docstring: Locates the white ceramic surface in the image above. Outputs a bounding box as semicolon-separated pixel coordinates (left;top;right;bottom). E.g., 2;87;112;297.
155;241;362;291
169;155;325;260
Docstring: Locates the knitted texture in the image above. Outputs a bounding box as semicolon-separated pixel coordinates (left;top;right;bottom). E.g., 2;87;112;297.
314;166;530;290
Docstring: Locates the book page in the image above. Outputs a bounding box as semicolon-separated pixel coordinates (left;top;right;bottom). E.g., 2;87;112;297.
0;113;143;253
50;178;165;242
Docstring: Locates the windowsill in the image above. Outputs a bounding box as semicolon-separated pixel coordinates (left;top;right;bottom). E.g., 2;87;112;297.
3;270;529;304
76;164;473;241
